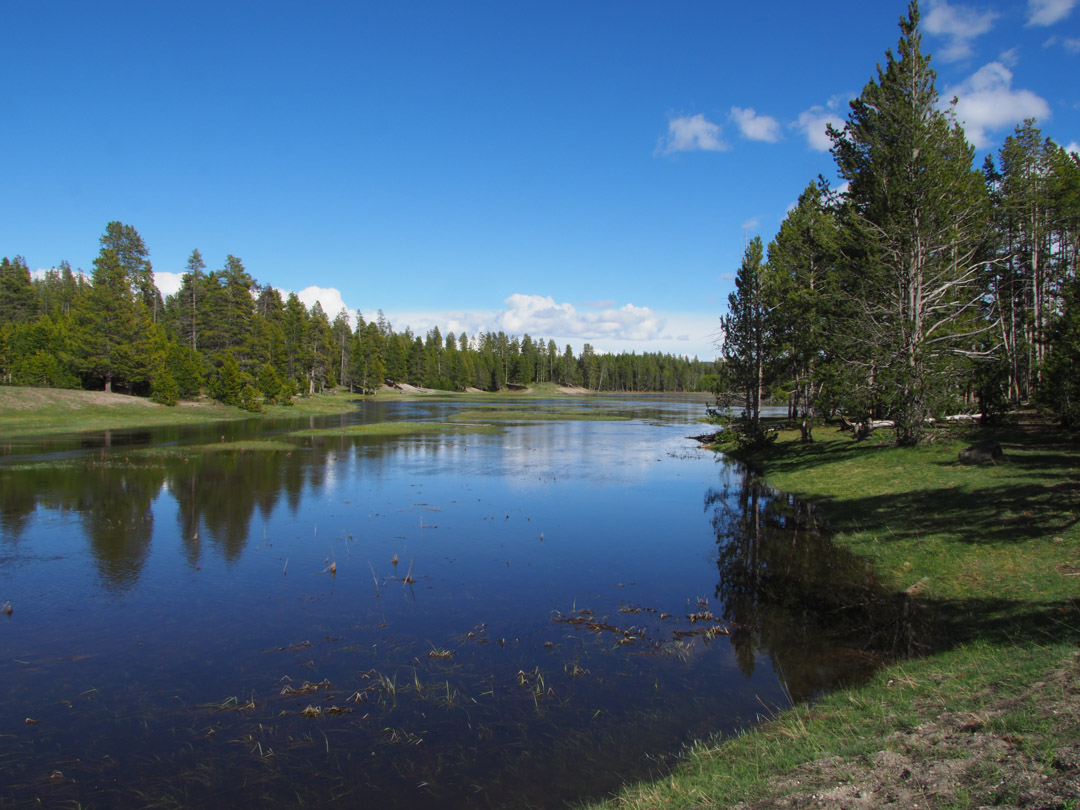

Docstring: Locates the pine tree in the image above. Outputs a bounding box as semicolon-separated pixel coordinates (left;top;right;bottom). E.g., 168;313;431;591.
76;228;155;393
174;249;206;351
0;256;38;325
282;292;310;388
766;182;840;441
719;236;772;439
99;221;162;322
829;2;991;444
352;321;386;395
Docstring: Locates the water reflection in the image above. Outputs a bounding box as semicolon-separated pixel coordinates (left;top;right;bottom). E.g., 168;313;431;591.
0;399;910;809
707;467;924;700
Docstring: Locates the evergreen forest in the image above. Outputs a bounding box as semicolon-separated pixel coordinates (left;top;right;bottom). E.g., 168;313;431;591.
718;4;1080;444
0;227;717;409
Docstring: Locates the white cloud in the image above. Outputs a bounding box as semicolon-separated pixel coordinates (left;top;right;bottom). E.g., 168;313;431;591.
945;62;1051;147
794;97;848;151
999;47;1020;66
1065;36;1080;52
730;106;782;142
496;294;664;342
656;114;728;154
295;285;352;322
1065;141;1080;155
32;266;91;284
154;271;184;297
924;0;998;62
378;302;718;359
741;217;760;232
1027;0;1077;26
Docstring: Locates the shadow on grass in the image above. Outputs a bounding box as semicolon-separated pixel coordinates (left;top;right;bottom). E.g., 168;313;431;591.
803;480;1078;545
706;443;1080;704
733;427;1080;547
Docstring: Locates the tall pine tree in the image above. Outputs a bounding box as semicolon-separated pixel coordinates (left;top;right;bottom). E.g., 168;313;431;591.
829;2;991;444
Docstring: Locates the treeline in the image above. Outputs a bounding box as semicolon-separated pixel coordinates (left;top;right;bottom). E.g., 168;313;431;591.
718;3;1080;444
0;228;716;408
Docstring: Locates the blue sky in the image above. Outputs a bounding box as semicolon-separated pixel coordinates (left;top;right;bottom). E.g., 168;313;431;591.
3;1;1078;360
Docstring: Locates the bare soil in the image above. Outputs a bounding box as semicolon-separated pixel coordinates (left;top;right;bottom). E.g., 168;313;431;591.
734;651;1080;810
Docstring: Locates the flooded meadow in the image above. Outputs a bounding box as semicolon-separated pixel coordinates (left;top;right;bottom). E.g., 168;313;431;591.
0;397;903;808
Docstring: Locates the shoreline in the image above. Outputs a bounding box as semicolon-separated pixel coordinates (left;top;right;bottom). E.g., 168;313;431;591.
585;420;1080;809
0;384;709;440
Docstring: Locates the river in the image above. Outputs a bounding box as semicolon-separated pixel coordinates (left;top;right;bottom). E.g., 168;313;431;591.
0;396;893;808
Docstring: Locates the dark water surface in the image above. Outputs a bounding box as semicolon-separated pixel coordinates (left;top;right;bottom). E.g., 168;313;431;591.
0;397;896;808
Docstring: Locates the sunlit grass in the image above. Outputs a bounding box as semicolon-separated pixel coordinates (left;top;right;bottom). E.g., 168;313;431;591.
0;385;606;440
596;639;1074;809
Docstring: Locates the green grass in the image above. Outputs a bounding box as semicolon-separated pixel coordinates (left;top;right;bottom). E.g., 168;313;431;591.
0;387;245;437
262;391;368;416
598;639;1074;809
449;406;630;422
738;424;1080;606
0;384;605;439
584;417;1080;809
0;387;374;437
133;439;301;455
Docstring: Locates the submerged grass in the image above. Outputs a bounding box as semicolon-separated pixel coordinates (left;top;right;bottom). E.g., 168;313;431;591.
298;421;501;437
586;417;1080;809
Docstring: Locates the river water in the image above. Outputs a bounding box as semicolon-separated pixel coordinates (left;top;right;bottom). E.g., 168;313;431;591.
0;396;893;808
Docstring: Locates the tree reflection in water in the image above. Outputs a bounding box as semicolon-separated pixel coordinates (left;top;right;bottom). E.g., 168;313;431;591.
706;471;926;702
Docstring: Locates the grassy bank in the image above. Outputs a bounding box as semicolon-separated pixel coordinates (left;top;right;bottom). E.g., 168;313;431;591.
0;384;609;440
589;419;1080;809
0;386;377;438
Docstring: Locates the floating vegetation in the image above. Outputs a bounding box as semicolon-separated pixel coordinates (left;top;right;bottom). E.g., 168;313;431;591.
126;440;301;459
565;662;590;679
279;679;331;697
426;648;453;660
206;694;257;713
262;640;312;653
299;704;351;718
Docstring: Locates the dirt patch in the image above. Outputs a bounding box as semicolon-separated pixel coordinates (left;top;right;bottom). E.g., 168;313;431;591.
557;385;591;395
733;651;1080;809
386;383;438;394
0;387;159;411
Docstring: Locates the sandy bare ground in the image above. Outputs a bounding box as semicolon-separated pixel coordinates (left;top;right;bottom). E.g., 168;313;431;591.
0;387;159;411
385;382;436;394
732;651;1080;810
